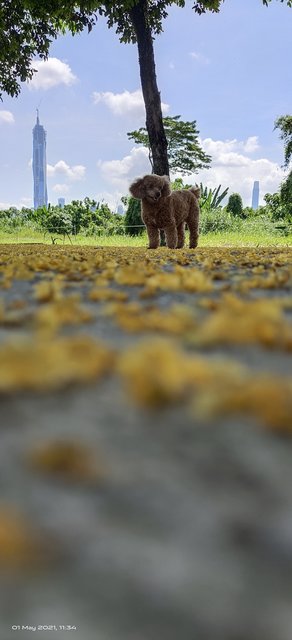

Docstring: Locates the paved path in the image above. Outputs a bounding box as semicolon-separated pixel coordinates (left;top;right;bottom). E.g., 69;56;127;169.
0;244;292;640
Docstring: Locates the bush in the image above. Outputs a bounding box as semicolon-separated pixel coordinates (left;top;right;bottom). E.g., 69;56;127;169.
241;214;281;236
279;170;292;221
36;206;73;242
200;207;235;234
124;197;144;236
263;192;289;222
226;193;244;218
200;184;229;211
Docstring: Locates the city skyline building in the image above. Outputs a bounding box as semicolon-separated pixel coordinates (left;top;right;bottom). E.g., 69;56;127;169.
251;180;259;209
32;110;48;209
116;204;125;215
58;197;65;208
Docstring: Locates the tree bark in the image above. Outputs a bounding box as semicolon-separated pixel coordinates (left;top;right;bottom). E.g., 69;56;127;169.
129;0;169;178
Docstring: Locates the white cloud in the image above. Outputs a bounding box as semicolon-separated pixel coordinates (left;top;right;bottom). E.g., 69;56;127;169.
97;135;282;206
28;58;77;90
97;146;150;192
242;136;260;153
201;137;260;157
52;183;70;194
93;89;169;118
0;197;32;209
190;136;284;205
0;110;14;124
47;160;85;181
189;51;210;64
0;202;12;209
169;62;175;70
94;191;125;212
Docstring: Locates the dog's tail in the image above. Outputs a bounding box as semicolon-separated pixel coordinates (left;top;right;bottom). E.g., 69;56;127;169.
188;185;200;199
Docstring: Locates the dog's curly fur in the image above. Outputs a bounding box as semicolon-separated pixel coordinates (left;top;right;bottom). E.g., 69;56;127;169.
129;174;200;249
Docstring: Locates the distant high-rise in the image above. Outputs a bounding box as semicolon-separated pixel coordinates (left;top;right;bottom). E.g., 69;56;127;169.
117;203;124;215
33;111;48;209
251;180;259;210
58;197;65;208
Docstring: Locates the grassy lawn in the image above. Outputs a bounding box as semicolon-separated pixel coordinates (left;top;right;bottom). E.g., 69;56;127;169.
0;227;291;247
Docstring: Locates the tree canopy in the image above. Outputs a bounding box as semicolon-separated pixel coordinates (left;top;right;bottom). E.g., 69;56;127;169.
1;0;291;99
127;115;212;175
274;115;292;168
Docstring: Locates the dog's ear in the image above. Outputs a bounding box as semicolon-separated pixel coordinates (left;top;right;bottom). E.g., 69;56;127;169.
129;177;145;200
190;186;201;199
161;175;171;196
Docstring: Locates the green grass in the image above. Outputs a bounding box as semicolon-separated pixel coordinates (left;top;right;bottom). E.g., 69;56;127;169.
199;230;292;247
0;227;291;247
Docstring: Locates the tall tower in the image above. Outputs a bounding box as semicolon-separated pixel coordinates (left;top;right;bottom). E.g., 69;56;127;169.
32;110;48;209
251;180;259;210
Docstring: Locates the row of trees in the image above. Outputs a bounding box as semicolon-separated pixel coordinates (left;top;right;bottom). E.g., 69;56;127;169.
0;179;290;242
1;108;290;239
0;199;125;242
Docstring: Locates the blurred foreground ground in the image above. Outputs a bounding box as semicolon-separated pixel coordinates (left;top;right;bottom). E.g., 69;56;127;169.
0;244;292;640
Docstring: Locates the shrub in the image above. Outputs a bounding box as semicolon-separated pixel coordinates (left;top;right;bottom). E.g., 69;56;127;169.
200;207;235;234
263;192;287;222
226;193;244;218
37;207;73;243
124;197;144;236
200;184;229;211
279;170;292;221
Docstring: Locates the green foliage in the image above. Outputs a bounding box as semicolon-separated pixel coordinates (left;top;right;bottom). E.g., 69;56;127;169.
171;177;192;191
0;198;124;240
200;207;234;234
128;115;211;175
200;206;288;237
124;197;144;236
263;176;292;223
36;207;73;243
260;114;292;229
2;1;290;99
199;183;229;211
274;114;292;168
280;170;292;214
226;193;244;218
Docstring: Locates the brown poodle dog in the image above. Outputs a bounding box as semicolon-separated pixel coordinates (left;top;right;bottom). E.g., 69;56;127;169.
129;174;200;249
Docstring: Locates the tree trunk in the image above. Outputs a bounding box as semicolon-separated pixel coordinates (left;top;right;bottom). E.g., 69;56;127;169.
129;0;169;178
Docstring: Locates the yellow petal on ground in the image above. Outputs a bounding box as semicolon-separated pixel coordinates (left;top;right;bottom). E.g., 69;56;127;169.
35;296;93;333
0;507;52;572
88;287;128;302
33;279;64;302
117;339;191;407
27;440;107;484
190;294;292;351
0;336;115;392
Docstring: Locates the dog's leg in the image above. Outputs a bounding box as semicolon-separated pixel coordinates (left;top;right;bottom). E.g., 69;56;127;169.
176;222;185;249
147;225;160;249
187;207;199;249
164;225;178;249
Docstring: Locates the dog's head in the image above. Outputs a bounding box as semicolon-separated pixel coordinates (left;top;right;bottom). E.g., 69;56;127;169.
129;174;171;203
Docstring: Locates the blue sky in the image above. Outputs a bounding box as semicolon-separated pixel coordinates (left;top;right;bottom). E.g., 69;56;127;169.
0;0;291;210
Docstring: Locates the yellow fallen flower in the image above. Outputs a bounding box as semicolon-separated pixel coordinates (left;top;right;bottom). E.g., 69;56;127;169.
0;336;115;392
28;440;107;484
0;507;52;572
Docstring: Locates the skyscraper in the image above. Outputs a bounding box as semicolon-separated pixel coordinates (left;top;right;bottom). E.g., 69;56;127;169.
32;110;48;209
251;180;259;210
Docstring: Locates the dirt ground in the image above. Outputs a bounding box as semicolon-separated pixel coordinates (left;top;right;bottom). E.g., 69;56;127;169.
0;243;292;640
